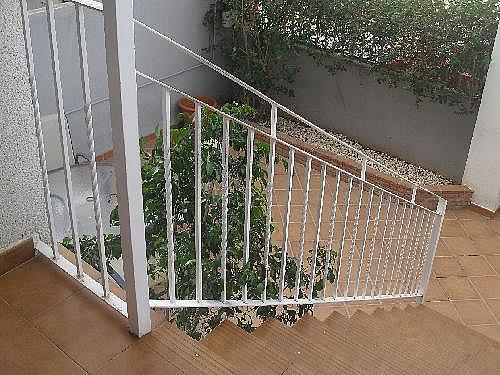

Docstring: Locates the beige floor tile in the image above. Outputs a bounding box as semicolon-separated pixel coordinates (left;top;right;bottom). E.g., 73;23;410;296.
95;341;182;375
0;297;27;335
435;240;452;257
439;276;479;300
453;300;496;325
488;220;500;236
442;237;477;256
424;278;449;301
460;220;497;238
454;209;489;221
470;276;500;299
471;325;500;343
313;304;348;322
426;301;460;322
33;289;135;372
472;237;500;255
0;255;81;319
432;257;465;277
457;255;496;276
485;299;500;321
486;255;500;274
440;220;467;237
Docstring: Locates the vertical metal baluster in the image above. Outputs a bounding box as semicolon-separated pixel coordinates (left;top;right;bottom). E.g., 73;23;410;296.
308;164;327;300
194;103;202;302
370;195;392;297
46;0;83;274
362;191;384;298
20;0;58;258
387;202;407;294
353;186;375;297
220;117;230;303
417;199;447;301
294;157;312;301
411;212;434;293
378;199;400;296
393;204;415;295
403;208;426;295
161;88;175;302
263;105;277;302
278;149;295;301
399;207;421;295
334;177;354;299
243;128;255;302
344;180;365;298
322;170;341;299
76;5;109;294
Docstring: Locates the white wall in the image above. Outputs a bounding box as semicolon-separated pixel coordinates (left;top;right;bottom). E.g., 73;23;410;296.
462;25;500;213
29;0;231;161
0;0;50;251
280;52;477;182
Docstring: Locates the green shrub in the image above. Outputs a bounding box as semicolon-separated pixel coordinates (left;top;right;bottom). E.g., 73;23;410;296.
206;0;499;113
72;103;336;339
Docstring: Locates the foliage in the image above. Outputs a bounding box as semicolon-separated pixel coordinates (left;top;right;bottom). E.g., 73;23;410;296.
74;103;337;339
206;0;500;113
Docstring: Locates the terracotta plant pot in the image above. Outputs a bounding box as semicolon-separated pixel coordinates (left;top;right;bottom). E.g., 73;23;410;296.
178;96;218;126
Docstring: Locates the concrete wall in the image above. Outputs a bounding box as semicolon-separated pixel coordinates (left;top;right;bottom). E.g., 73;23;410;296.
462;25;500;213
29;0;232;160
0;0;50;251
280;53;478;182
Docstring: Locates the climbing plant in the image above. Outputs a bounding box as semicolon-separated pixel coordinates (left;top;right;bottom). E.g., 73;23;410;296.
206;0;500;113
71;103;336;339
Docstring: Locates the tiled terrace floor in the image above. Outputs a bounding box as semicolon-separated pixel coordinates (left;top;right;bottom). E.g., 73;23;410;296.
268;159;500;342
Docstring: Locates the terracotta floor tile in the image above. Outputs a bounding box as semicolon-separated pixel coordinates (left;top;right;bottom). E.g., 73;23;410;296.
426;301;460;322
424;278;448;301
472;237;500;255
0;323;85;375
440;220;467;237
460;220;497;238
442;237;477;256
438;276;479;300
0;297;26;335
453;300;496;325
95;341;181;375
486;255;500;274
471;325;500;343
33;289;135;372
470;276;500;299
457;255;496;276
453;209;489;221
485;299;500;321
432;257;465;277
0;256;81;319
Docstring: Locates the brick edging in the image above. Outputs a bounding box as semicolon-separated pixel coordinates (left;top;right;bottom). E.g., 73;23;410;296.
254;126;472;209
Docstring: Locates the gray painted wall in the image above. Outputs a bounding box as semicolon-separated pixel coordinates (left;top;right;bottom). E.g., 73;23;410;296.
29;0;232;159
0;0;50;251
280;52;477;182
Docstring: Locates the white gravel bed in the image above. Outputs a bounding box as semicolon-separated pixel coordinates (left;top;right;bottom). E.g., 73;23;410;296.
275;117;453;186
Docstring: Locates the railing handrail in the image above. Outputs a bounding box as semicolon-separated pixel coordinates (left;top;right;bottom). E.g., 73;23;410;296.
68;0;103;12
132;18;444;202
136;70;439;215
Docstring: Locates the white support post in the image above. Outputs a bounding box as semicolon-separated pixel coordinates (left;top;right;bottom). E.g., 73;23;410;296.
416;198;447;302
103;0;151;337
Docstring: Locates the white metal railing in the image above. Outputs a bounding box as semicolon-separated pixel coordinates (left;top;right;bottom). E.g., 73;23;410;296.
20;0;446;337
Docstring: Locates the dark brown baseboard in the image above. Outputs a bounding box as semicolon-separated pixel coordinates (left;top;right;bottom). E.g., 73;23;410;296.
0;238;36;277
470;204;498;218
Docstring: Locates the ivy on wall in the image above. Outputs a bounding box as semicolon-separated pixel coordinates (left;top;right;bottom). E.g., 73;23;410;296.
206;0;500;113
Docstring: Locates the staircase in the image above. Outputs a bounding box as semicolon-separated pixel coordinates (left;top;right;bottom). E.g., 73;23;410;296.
148;305;500;374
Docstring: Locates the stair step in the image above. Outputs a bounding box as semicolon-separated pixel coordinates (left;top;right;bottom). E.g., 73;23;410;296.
254;318;363;374
330;305;500;372
294;315;425;375
201;320;291;374
144;322;237;375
